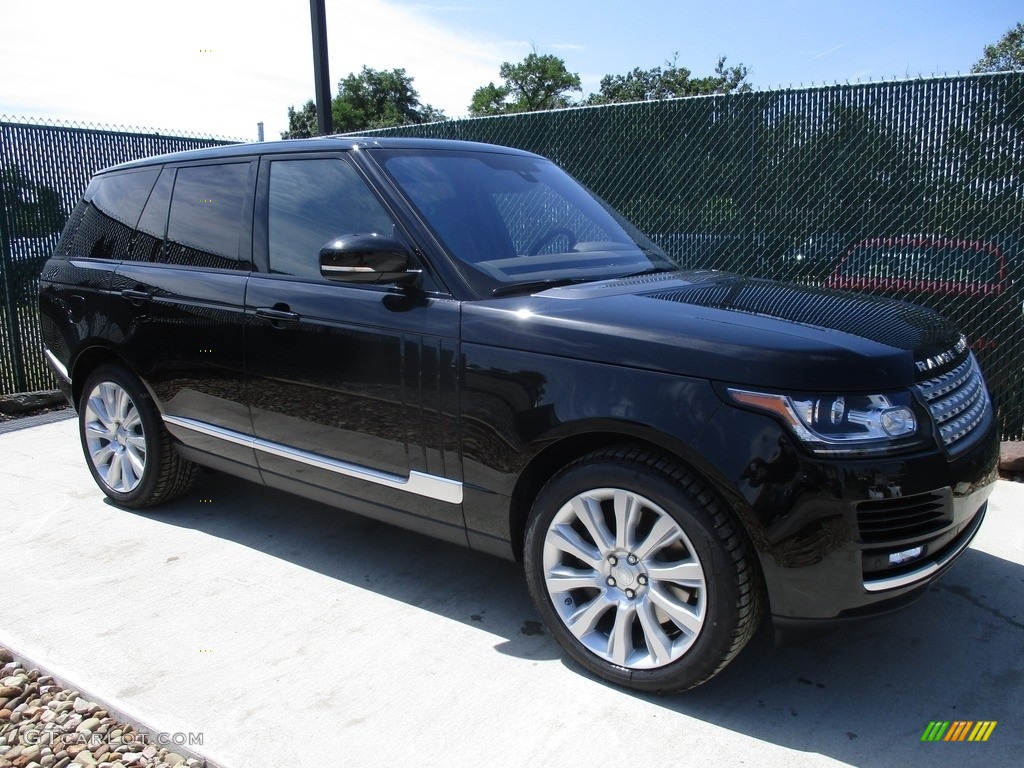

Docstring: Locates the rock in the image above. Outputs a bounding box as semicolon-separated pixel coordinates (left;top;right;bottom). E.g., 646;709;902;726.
999;441;1024;473
0;391;67;415
71;751;96;766
162;753;185;767
0;649;12;664
71;700;91;716
140;746;156;760
20;748;40;762
0;709;11;720
0;687;22;699
76;718;100;734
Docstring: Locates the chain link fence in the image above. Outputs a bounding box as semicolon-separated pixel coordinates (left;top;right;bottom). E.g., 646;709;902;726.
2;75;1022;439
366;73;1024;440
0;117;237;395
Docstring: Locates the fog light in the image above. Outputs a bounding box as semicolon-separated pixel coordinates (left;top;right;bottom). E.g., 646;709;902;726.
889;546;924;566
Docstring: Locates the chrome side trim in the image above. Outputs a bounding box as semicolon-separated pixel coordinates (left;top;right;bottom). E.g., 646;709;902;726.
862;506;984;592
162;414;463;504
164;415;252;448
43;347;71;383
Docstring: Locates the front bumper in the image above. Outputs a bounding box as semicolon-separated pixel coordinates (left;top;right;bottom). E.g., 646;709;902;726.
692;401;1000;624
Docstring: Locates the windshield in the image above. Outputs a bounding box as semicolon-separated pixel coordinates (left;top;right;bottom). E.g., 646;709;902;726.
373;148;674;295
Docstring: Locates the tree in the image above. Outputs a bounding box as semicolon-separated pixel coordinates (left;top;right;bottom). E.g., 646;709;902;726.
585;55;751;105
469;52;582;116
0;164;66;238
972;22;1024;73
282;66;446;138
283;101;319;139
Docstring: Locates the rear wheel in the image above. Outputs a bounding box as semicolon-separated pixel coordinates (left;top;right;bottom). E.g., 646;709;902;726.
78;364;197;508
524;445;762;692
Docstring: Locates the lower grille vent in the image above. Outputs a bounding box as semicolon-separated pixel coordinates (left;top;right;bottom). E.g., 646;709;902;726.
856;492;949;543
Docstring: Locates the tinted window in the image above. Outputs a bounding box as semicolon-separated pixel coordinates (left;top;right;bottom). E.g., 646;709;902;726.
840;240;1002;285
133;167;174;262
55;169;159;260
267;158;397;279
166;163;249;269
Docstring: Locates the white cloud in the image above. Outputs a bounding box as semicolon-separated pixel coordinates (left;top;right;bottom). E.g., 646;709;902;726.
0;0;511;140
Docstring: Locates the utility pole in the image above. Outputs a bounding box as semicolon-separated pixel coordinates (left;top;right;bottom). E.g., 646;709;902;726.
310;0;332;135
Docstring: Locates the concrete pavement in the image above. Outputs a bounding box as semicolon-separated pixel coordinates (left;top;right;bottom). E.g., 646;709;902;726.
1;416;1021;767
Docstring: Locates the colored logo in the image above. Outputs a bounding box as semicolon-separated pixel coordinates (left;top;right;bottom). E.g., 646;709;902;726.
921;721;997;742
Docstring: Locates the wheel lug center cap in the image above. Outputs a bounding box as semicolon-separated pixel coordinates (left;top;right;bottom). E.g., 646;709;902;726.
613;565;636;587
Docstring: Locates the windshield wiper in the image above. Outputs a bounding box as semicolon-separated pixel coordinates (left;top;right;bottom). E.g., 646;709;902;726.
491;277;592;297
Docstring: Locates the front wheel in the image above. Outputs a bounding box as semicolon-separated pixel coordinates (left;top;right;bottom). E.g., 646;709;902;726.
78;364;198;508
524;446;763;693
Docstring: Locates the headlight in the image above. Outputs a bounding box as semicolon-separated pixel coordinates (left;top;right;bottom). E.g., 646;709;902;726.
727;387;923;455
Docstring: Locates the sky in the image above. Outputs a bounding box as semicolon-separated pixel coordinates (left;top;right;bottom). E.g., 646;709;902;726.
1;0;1021;142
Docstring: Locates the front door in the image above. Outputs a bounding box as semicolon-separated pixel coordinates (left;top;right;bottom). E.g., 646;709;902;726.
244;154;464;539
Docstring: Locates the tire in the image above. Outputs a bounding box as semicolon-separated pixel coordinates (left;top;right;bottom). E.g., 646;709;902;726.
523;445;763;693
78;364;198;508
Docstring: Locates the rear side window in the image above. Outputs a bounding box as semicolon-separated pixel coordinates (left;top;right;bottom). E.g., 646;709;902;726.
267;158;397;280
55;168;159;260
133;168;174;263
840;240;1003;287
165;163;250;269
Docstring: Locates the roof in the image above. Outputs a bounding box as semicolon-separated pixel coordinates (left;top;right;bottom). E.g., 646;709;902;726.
100;136;537;174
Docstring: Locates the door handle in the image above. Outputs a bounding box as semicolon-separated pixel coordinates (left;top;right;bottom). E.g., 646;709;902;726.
120;288;152;305
255;307;300;324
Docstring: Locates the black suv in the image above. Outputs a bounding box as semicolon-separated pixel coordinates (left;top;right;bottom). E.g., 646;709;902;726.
39;138;999;693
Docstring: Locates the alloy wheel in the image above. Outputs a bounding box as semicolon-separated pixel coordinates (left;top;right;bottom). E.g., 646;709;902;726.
82;380;147;493
541;487;707;669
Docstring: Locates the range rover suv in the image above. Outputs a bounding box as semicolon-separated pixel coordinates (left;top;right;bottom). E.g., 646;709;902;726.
39;138;999;693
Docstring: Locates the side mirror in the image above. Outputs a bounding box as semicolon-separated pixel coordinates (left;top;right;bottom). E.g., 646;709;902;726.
319;233;421;286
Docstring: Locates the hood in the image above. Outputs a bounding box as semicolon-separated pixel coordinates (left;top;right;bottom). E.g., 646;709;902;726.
461;271;965;391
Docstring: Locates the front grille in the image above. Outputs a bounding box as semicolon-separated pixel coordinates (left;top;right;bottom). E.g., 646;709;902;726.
856;492;949;543
914;355;990;453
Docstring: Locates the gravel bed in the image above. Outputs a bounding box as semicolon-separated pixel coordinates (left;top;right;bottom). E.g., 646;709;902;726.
0;648;204;768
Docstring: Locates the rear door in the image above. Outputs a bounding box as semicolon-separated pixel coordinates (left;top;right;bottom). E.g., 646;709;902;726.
110;160;258;473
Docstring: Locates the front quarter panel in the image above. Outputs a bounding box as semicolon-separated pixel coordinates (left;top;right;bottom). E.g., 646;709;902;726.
459;340;723;542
